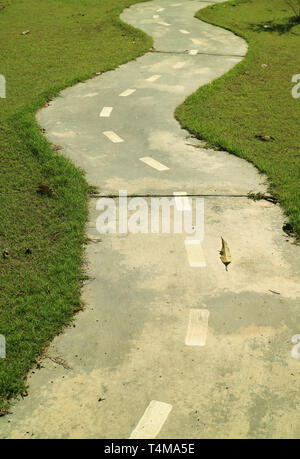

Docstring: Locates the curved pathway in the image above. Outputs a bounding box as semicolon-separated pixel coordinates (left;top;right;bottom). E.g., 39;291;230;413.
1;0;299;439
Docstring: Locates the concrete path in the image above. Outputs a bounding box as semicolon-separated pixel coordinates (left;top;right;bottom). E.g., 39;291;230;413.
1;0;300;439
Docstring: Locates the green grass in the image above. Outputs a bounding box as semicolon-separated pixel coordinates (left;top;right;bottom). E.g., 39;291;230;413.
0;0;152;414
1;0;299;416
0;1;10;10
176;0;300;235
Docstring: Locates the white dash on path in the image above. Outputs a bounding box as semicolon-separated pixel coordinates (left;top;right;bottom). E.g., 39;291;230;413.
157;8;165;12
185;239;206;267
185;309;210;346
179;29;190;34
119;88;136;97
130;401;172;439
82;92;99;98
173;62;186;69
189;50;198;56
103;131;124;143
157;21;171;26
52;131;75;137
140;157;169;171
146;74;161;82
99;107;113;118
173;192;191;211
153;14;160;19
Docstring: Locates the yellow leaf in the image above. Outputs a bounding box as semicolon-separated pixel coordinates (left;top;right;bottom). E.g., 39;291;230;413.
220;237;232;271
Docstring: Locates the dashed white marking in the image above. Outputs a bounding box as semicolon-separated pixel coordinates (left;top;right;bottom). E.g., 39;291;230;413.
146;74;161;82
157;21;171;26
130;401;172;439
191;38;205;46
189;50;198;56
99;107;113;118
119;89;136;97
173;62;186;69
140;157;169;171
185;239;206;267
185;309;210;346
52;131;75;137
103;131;124;143
157;8;165;12
179;29;190;34
81;92;99;98
153;14;160;19
173;192;191;211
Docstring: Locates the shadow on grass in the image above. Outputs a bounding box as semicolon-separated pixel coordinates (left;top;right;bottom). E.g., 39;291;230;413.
249;16;300;35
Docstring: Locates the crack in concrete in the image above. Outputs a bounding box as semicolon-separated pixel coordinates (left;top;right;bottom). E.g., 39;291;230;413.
90;194;249;198
150;48;245;58
89;194;277;206
45;355;72;371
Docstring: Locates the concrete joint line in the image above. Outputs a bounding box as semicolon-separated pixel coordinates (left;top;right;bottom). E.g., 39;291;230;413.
149;49;246;58
90;194;250;199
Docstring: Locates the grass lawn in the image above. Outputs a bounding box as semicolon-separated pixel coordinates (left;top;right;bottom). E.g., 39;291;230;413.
0;0;152;414
1;0;299;416
176;0;300;236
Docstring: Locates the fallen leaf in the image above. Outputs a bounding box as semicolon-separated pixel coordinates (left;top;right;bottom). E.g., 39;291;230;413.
220;237;232;271
255;134;275;142
37;184;53;197
88;237;103;243
269;290;280;295
21;30;30;35
52;144;63;151
247;192;278;204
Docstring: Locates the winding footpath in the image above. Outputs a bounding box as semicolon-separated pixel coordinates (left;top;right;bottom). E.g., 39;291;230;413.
1;0;300;439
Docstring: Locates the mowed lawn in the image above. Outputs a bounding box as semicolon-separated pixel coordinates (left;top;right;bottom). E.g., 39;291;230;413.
0;0;152;413
1;0;299;415
176;0;300;236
